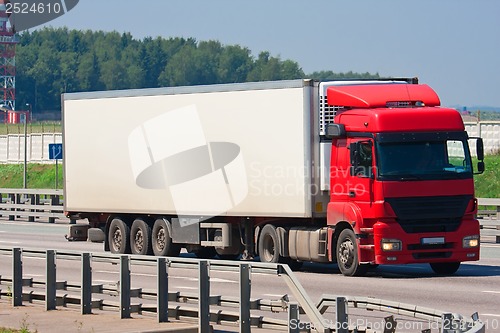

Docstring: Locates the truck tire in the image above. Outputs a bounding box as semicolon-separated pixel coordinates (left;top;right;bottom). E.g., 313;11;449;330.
430;262;460;275
88;227;105;243
131;218;153;255
108;218;131;254
258;224;285;264
152;218;181;257
336;229;367;277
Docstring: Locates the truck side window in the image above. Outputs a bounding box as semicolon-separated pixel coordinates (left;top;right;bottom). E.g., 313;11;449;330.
350;141;373;177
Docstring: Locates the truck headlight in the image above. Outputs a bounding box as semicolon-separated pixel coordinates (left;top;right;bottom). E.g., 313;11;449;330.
381;239;402;251
463;235;479;248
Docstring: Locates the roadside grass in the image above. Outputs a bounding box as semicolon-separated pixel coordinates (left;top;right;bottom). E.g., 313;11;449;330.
0;163;63;189
474;152;500;198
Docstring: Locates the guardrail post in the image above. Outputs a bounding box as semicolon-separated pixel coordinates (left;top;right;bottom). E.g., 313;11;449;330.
157;257;168;323
12;247;22;306
336;297;348;333
28;194;35;222
239;263;251;333
198;260;210;333
8;193;15;221
46;250;56;310
288;302;299;333
120;255;131;319
49;195;59;223
81;253;92;314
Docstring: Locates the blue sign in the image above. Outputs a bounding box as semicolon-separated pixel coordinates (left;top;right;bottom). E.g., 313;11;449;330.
49;143;63;160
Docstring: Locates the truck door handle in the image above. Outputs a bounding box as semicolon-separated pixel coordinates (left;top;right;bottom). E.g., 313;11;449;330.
349;191;356;198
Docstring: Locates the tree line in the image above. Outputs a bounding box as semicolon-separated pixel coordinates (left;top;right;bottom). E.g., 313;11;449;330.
15;27;379;115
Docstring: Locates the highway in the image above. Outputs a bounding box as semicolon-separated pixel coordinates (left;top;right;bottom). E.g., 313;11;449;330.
0;219;499;332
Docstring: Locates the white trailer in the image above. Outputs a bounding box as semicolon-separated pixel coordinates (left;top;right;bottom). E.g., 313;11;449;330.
63;80;331;261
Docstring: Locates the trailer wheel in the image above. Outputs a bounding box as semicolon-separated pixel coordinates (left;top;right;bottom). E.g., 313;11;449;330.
108;218;131;254
430;262;460;275
258;224;284;264
131;218;153;255
336;229;367;277
152;218;181;257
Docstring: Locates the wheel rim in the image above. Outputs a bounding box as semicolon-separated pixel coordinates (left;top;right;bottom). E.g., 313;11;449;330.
156;228;166;251
261;234;275;262
339;238;354;269
134;229;144;252
112;227;122;252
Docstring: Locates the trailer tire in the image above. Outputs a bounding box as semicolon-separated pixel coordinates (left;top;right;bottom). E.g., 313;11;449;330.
152;218;181;257
336;229;367;277
258;224;285;264
430;262;460;275
108;218;131;254
131;218;153;255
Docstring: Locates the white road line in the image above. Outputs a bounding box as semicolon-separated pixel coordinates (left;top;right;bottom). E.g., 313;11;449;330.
0;241;20;244
94;270;118;274
482;290;500;294
94;280;118;284
131;273;155;277
481;244;500;248
176;286;198;290
211;278;236;283
263;294;288;298
482;314;500;317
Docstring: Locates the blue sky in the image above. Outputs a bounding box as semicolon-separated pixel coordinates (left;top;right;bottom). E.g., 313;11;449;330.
36;0;500;107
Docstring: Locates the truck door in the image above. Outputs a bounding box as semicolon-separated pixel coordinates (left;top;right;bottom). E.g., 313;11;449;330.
348;139;374;205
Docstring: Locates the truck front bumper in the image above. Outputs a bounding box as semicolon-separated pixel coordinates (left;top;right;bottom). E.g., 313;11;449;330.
372;220;480;265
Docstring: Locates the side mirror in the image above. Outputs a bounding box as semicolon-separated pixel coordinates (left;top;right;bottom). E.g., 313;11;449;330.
477;161;485;174
476;138;484;161
325;123;346;139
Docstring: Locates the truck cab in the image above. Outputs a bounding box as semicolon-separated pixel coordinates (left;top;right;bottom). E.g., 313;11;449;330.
324;82;484;276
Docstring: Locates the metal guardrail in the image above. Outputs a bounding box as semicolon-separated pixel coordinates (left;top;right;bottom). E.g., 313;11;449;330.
477;198;500;244
0;188;73;223
0;247;485;333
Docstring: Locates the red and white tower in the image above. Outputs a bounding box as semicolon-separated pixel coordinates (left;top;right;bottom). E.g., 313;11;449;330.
0;0;17;111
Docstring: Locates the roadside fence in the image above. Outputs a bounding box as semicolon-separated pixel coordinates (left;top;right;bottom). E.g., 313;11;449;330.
0;247;486;333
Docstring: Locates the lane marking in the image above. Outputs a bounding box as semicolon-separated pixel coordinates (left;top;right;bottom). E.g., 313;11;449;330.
263;293;288;298
94;270;118;275
176;286;198;290
211;278;236;283
94;280;118;284
482;314;500;317
482;290;500;294
0;241;20;244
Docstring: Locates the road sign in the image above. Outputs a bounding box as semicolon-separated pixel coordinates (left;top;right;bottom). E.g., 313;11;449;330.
49;143;63;160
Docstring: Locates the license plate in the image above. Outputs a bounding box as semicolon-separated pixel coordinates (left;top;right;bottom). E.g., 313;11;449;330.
421;237;445;245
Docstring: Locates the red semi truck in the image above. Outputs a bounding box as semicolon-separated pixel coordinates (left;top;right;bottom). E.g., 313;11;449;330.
63;78;484;276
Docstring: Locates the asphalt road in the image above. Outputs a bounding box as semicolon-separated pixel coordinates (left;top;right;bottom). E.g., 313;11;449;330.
0;219;499;332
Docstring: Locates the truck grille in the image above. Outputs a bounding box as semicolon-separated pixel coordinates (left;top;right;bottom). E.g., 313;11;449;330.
385;195;472;233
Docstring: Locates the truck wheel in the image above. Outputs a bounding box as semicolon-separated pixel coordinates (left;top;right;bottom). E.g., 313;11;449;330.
258;224;285;264
430;262;460;275
152;218;181;257
336;229;367;277
130;218;153;255
108;218;131;254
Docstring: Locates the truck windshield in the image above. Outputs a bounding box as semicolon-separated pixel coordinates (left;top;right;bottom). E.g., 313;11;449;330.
376;135;473;181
